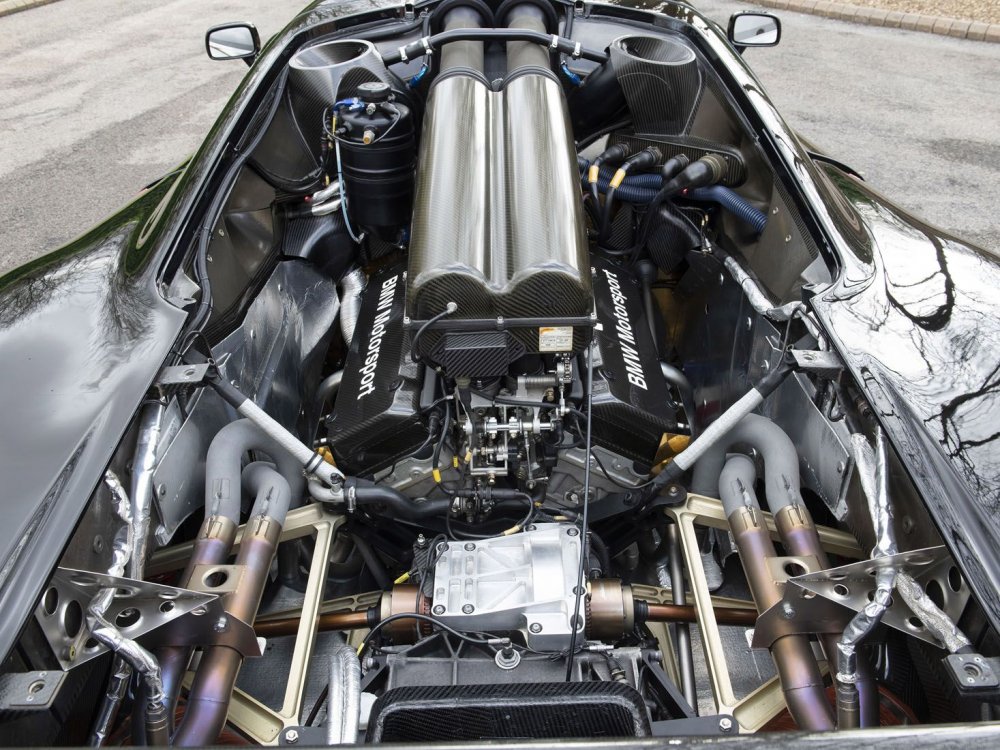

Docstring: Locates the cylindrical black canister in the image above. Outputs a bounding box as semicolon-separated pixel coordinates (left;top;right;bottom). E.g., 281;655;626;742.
336;81;416;233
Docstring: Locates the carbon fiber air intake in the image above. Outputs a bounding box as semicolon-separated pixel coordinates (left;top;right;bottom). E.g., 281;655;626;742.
406;1;591;370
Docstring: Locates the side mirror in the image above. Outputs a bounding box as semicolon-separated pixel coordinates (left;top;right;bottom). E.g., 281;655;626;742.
727;12;781;49
205;22;260;64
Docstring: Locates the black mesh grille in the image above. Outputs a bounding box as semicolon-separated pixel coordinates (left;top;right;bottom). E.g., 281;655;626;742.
366;681;651;743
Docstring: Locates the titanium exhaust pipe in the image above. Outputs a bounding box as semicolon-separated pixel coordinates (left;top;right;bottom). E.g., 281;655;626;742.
721;455;835;731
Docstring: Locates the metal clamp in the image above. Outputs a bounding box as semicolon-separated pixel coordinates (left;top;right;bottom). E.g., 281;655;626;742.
790;349;843;378
156;363;210;386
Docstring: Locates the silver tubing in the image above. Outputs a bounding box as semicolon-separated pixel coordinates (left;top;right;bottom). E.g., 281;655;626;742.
338;268;367;346
836;430;897;728
91;403;165;745
86;472;166;743
667;524;698;711
327;643;362;744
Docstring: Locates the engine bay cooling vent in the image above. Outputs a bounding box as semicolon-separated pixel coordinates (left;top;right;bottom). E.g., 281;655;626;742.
366;681;652;742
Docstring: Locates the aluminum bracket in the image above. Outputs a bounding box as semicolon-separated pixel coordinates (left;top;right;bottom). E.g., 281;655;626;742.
35;568;217;670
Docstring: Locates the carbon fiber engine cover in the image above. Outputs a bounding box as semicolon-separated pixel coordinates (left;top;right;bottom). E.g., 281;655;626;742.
326;264;428;474
406;72;591;358
590;258;678;466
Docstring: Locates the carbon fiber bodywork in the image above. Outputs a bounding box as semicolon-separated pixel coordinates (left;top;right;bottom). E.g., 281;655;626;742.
591;258;678;466
609;35;703;137
406;72;591;358
326;264;428;474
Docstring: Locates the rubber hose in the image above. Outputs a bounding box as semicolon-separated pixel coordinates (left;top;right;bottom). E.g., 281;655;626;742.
660;362;700;438
349;533;392;591
687;185;767;235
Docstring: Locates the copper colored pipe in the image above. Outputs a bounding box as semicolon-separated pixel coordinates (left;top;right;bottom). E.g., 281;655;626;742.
134;516;238;744
775;505;879;728
642;601;759;627
173;516;281;747
254;609;373;638
729;505;835;730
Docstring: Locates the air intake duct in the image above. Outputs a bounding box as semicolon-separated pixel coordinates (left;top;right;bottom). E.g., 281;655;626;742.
570;34;702;139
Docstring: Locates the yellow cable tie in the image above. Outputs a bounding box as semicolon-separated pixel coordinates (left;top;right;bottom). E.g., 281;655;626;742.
587;164;600;184
464;450;472;464
452;455;459;469
502;525;522;536
609;168;627;189
432;468;442;484
356;641;365;656
394;571;411;585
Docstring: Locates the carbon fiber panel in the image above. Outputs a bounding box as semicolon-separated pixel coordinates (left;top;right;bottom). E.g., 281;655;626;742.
366;681;651;742
407;73;591;337
609;35;703;137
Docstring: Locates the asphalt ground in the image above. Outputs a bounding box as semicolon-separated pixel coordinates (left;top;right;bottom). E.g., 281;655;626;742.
698;0;1000;254
0;0;303;275
0;0;997;276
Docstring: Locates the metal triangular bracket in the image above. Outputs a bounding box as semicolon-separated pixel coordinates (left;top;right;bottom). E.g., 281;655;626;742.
790;546;969;649
35;568;218;670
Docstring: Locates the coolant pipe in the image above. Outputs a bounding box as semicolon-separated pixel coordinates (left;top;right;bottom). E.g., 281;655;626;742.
687;186;767;235
720;456;835;730
88;472;170;745
172;464;290;746
338;268;366;346
91;401;166;745
316;370;343;412
648;357;794;494
328;643;362;744
660;362;699;438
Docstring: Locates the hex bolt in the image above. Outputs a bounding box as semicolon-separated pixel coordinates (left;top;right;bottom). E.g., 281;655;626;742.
416;534;427;549
719;717;733;732
462;604;475;614
157;484;167;497
667;485;680;497
213;616;228;633
285;729;299;744
567;527;579;537
432;605;445;615
529;623;542;633
464;543;476;552
781;602;796;620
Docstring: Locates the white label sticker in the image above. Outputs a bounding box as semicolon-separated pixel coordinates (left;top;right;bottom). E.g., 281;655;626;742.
539;326;573;352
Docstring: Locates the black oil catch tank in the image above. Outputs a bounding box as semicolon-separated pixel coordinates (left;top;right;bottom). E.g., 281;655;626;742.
336;81;416;236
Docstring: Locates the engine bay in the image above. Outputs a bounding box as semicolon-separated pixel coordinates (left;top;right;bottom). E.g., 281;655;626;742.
8;1;1000;745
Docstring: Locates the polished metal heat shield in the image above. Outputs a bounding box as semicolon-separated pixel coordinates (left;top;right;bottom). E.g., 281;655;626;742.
405;73;591;339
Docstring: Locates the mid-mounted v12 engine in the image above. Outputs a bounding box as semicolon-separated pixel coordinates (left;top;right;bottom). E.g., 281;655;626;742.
21;0;993;746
